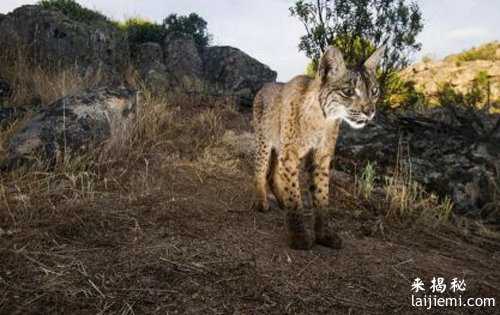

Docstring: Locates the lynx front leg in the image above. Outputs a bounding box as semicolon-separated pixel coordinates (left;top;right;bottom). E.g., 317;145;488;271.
310;148;342;249
273;147;315;250
310;149;332;208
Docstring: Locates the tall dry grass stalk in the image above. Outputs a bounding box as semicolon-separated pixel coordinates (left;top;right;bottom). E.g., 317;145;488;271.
101;88;176;163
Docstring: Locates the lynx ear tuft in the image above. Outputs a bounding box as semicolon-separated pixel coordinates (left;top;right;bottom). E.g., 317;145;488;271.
317;46;347;83
364;45;386;70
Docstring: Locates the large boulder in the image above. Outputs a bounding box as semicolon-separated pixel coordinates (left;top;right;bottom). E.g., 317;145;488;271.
5;88;137;167
162;34;205;93
203;46;277;106
0;5;129;83
336;108;500;217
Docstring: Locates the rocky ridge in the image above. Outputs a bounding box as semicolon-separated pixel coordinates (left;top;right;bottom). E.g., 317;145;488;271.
400;42;500;104
0;5;277;106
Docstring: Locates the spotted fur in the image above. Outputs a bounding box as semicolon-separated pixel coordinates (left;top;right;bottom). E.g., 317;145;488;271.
253;46;384;249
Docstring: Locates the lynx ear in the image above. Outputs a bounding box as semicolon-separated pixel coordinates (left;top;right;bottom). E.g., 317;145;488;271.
364;45;385;70
317;46;347;82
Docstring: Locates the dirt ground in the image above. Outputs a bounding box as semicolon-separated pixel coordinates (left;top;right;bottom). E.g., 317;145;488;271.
1;104;499;314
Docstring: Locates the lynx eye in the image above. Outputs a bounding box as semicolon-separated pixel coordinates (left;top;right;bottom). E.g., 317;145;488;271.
340;87;354;97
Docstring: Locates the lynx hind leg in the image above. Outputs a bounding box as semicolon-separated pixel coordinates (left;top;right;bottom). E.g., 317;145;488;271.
254;140;272;212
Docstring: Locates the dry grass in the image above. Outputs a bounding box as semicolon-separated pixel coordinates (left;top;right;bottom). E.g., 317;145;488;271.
0;83;247;228
0;117;23;161
0;151;101;224
353;142;453;226
383;142;453;225
0;45;103;107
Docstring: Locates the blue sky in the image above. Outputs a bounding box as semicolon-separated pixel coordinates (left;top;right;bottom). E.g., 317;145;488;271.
1;0;499;81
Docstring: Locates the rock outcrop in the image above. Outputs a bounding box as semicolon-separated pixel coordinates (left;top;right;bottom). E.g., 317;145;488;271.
0;5;277;106
134;42;171;95
133;38;277;106
337;108;500;217
202;46;278;106
162;34;205;94
6;88;137;167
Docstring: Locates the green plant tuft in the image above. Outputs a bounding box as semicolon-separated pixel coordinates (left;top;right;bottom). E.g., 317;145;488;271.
357;161;376;200
118;17;166;46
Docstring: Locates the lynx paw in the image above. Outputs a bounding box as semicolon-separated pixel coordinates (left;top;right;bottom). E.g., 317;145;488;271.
315;211;343;249
286;210;315;250
252;200;270;213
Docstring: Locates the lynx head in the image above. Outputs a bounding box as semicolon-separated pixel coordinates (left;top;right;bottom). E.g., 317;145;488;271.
317;45;385;129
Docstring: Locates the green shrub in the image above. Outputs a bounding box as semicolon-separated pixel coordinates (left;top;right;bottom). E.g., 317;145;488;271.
118;17;165;46
383;73;427;110
437;71;491;109
38;1;211;50
119;13;211;49
38;0;109;24
436;83;464;106
437;84;480;109
163;13;211;49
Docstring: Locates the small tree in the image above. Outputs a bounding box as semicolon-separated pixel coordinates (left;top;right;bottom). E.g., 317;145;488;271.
163;13;211;49
290;0;423;90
